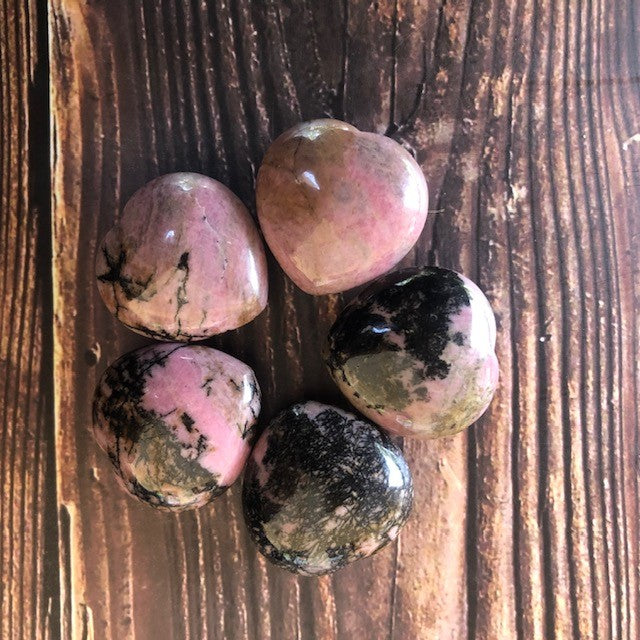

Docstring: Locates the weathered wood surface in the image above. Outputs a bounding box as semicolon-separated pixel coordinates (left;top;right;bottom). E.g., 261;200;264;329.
0;1;58;639
0;0;638;637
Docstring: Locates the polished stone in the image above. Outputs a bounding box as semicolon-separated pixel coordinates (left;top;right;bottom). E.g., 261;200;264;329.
256;119;429;295
325;267;499;438
242;402;413;575
93;344;261;510
96;172;268;341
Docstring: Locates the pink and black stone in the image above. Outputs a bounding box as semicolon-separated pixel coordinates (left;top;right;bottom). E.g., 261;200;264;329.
256;119;429;295
93;343;261;511
325;267;499;439
96;172;268;341
242;402;413;576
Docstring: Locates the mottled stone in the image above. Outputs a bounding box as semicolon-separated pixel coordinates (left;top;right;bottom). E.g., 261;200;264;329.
325;267;499;438
242;402;413;576
256;119;429;295
93;344;261;510
96;172;268;341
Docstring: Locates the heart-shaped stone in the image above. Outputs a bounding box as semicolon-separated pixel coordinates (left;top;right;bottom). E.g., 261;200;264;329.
96;172;268;341
256;119;429;295
93;344;261;510
325;267;499;438
242;401;413;575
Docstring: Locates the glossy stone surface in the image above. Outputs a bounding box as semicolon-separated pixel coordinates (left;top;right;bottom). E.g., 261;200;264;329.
242;402;413;576
325;267;499;438
96;172;268;341
93;344;261;510
256;119;429;295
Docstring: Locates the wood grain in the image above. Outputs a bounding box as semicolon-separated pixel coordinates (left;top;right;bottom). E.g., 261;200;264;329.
0;0;635;637
0;1;59;640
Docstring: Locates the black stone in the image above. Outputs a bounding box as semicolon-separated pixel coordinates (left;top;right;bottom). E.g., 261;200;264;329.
242;402;413;576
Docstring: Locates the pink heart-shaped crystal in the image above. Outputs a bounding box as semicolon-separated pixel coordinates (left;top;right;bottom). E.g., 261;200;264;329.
256;119;429;295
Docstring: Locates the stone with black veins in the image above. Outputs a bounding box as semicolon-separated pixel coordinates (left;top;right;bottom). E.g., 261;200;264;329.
325;266;499;438
92;343;261;510
242;401;413;576
96;172;268;341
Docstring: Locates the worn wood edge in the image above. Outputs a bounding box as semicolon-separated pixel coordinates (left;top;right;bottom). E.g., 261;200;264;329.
49;2;95;638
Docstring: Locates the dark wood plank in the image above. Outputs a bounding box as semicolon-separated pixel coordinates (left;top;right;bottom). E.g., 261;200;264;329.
0;1;59;639
46;1;640;639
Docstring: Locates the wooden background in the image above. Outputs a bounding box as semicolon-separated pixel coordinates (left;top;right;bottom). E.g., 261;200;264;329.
1;0;639;638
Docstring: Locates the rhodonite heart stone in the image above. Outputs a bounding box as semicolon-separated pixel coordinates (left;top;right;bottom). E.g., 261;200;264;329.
242;402;413;575
93;343;261;510
96;172;268;341
325;267;499;438
256;119;429;295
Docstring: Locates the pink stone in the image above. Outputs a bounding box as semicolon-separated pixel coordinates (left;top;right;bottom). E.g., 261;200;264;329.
256;119;429;295
92;344;261;510
96;172;268;341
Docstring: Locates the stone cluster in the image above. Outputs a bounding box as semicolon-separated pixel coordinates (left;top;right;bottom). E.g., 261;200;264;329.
92;120;498;575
